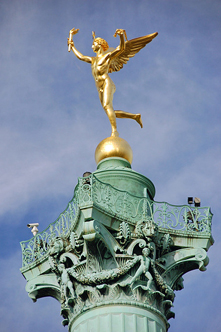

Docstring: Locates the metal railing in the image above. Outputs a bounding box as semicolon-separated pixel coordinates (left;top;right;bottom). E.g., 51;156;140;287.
20;174;212;267
20;197;79;267
78;175;212;233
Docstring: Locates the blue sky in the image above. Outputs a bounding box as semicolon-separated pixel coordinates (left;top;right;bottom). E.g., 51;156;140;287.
0;1;220;331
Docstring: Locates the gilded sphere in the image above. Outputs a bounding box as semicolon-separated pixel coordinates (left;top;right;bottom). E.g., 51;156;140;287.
95;136;133;165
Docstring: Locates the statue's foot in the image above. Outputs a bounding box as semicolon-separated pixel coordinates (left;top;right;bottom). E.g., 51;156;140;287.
111;130;119;137
135;114;143;128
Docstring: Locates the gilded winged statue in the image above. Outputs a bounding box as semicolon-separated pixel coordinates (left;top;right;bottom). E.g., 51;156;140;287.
68;28;158;137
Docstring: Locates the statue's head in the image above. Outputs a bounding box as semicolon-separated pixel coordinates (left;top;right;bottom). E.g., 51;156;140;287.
142;247;150;256
92;31;109;52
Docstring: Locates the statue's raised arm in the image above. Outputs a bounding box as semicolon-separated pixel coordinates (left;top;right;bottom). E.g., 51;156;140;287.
109;30;158;73
67;28;92;63
107;29;127;60
68;28;158;137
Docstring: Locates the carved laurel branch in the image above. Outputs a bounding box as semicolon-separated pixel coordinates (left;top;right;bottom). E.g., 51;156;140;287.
69;256;139;285
150;260;175;301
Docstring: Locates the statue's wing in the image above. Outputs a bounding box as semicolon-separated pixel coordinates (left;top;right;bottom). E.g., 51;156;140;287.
109;32;158;73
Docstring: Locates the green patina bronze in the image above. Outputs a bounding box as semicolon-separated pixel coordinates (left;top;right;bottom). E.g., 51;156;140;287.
20;158;213;332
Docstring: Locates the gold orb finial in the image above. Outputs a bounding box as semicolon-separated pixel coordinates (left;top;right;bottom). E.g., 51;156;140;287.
95;136;133;165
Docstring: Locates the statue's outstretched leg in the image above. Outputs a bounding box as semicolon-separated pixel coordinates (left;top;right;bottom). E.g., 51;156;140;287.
102;79;119;137
68;281;76;298
104;106;119;137
145;271;153;289
115;111;143;128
